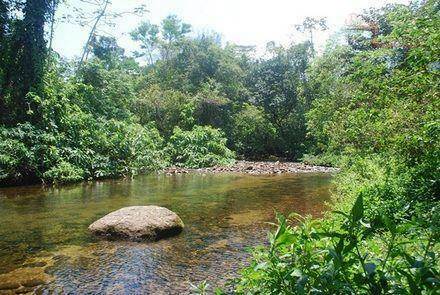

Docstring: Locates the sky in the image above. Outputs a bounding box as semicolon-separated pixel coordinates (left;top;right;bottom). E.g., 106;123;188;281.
52;0;410;59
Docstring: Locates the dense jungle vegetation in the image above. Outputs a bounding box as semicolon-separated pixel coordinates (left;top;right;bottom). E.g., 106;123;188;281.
0;0;438;293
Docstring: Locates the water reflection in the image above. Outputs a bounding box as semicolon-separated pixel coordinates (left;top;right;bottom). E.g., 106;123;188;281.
0;173;332;294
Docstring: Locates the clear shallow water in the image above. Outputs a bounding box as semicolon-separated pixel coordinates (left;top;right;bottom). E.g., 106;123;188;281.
0;173;332;294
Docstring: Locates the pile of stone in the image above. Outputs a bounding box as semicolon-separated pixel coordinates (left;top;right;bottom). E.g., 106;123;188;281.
161;161;338;175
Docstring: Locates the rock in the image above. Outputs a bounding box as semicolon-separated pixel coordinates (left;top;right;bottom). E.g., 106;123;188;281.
89;206;184;241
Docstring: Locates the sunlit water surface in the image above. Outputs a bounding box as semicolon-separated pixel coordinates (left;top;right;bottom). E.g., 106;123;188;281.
0;173;333;294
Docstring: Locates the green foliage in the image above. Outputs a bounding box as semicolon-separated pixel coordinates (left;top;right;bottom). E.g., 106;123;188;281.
132;16;311;161
0;0;50;125
132;85;191;136
305;45;354;155
166;125;235;168
0;123;39;183
248;42;312;159
192;81;231;129
306;0;439;213
1;10;438;295
235;2;440;294
0;58;167;185
74;59;138;120
307;1;439;160
0;117;168;185
131;14;191;64
42;161;84;183
236;197;439;294
231;104;277;159
190;280;225;295
301;153;340;167
91;35;125;67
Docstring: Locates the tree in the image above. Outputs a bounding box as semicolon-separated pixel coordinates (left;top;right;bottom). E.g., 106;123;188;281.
131;15;191;63
161;14;191;43
130;21;159;64
231;104;277;159
345;5;398;50
47;0;58;52
247;42;312;158
72;0;146;71
77;0;111;71
91;35;125;65
295;17;327;56
0;0;50;125
132;85;190;137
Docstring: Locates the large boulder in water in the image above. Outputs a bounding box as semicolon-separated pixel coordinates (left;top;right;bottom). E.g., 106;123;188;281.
88;206;184;241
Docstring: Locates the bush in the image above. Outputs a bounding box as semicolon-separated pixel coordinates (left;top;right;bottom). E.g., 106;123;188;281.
0;98;168;185
0;123;60;184
166;125;235;168
42;161;84;183
235;196;439;294
96;120;168;177
301;153;340;167
73;60;138;120
0;130;34;183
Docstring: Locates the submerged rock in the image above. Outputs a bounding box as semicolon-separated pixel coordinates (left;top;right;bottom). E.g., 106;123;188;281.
89;206;184;241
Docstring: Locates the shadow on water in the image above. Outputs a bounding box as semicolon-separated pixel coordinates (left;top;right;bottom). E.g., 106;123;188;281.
0;172;333;294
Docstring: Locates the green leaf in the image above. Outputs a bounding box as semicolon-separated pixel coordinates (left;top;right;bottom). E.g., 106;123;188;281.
382;215;396;234
275;232;296;247
351;194;364;223
336;238;344;255
343;239;357;254
291;269;302;277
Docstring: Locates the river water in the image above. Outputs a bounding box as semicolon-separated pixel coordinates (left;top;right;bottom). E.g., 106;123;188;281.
0;172;332;294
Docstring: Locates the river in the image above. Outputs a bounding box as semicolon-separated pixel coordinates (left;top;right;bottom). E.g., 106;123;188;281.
0;172;332;294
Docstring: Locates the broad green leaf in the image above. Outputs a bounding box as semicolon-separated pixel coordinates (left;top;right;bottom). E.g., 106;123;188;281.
351;194;364;223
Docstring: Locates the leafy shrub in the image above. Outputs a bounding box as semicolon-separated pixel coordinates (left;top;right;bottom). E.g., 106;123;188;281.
192;81;231;129
235;4;440;293
96;120;169;177
301;153;340;167
166;125;235;168
236;196;439;294
0;123;60;184
0;81;168;186
0;130;34;183
42;161;84;183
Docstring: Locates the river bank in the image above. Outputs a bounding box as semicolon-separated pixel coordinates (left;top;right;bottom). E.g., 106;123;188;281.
161;161;338;175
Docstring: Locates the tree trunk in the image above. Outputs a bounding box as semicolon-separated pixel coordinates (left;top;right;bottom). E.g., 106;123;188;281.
77;0;110;72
